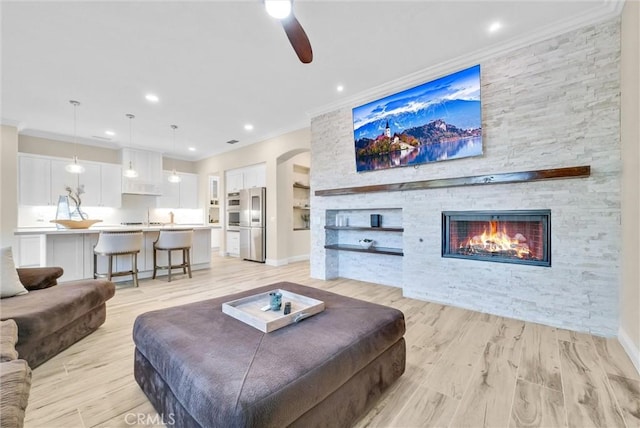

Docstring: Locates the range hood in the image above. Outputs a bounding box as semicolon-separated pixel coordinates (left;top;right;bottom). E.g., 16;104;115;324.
120;148;163;195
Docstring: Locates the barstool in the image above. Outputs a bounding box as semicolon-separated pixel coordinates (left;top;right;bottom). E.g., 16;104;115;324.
153;229;193;282
93;230;143;287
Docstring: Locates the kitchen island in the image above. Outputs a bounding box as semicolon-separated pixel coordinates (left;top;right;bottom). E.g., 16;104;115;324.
14;225;213;283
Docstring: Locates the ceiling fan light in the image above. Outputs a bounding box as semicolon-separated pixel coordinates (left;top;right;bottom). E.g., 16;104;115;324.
65;156;85;174
265;0;291;19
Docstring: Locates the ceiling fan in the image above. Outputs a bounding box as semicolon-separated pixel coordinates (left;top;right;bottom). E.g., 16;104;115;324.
264;0;313;64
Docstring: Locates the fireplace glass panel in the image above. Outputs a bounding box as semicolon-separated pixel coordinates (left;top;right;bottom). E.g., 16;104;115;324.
442;210;550;266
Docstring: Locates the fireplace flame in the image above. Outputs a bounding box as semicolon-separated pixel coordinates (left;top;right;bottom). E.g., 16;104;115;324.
461;221;532;258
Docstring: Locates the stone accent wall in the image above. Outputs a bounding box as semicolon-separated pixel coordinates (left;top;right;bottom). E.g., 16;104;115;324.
310;19;621;336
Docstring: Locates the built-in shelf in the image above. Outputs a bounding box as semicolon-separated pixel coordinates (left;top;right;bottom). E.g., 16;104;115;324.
324;244;403;256
324;226;403;232
293;164;311;231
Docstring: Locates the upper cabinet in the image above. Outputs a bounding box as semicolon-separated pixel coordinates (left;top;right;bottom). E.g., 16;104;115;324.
226;171;244;193
99;163;123;207
225;163;266;193
18;154;122;207
120;148;163;195
157;171;199;209
19;155;52;205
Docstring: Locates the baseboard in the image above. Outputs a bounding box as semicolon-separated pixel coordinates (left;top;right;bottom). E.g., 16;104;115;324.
618;326;640;375
288;254;309;263
265;255;309;267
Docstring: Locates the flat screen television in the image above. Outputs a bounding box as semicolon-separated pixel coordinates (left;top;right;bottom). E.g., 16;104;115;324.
352;64;482;172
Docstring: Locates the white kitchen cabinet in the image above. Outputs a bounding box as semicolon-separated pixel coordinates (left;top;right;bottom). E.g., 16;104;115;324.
15;235;45;267
157;171;199;209
179;173;199;208
78;163;101;207
225;163;266;194
157;173;181;208
18;154;121;207
50;159;83;203
121;148;163;195
191;229;211;264
243;164;266;188
46;234;85;281
52;159;121;208
226;231;240;256
226;171;243;193
142;229;210;271
19;155;52;205
100;163;122;208
211;228;220;249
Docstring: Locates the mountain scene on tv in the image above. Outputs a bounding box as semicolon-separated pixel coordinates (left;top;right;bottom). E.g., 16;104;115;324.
352;65;482;172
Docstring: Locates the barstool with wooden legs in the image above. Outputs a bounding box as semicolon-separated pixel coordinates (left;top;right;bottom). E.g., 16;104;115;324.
153;229;193;282
93;230;143;287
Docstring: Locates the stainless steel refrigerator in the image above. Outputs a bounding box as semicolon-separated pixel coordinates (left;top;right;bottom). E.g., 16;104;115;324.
239;187;266;262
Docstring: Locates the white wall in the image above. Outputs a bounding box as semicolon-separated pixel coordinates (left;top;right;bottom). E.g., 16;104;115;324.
310;18;621;336
620;0;640;372
1;126;19;248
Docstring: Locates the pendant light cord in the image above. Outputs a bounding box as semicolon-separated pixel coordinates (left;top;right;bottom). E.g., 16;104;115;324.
70;100;80;160
171;124;177;171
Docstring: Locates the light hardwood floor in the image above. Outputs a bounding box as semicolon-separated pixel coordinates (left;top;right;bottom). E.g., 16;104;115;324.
24;255;640;428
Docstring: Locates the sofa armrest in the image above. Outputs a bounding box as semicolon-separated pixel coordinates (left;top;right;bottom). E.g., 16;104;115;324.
16;267;64;291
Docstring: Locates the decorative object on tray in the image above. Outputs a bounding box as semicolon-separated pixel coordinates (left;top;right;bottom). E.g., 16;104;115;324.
49;219;102;229
50;185;101;228
359;239;374;249
222;289;325;333
301;213;310;228
65;185;88;220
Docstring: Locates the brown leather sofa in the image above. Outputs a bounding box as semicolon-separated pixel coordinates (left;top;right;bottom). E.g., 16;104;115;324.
0;267;115;368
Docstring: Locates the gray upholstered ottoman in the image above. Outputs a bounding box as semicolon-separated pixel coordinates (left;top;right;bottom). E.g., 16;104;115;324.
133;282;405;428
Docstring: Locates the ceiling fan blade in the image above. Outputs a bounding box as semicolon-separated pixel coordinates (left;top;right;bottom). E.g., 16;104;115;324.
281;15;313;64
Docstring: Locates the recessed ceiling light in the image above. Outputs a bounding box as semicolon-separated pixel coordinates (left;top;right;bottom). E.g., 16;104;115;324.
488;21;502;33
244;124;254;131
145;94;159;103
105;130;115;136
337;85;344;92
188;147;196;152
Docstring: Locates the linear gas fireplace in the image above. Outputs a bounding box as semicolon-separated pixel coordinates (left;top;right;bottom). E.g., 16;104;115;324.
442;210;551;267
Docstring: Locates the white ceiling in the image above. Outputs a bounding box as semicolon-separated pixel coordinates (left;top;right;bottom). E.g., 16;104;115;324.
1;0;623;161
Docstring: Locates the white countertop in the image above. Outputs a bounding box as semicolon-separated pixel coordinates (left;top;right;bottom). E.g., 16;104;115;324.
15;224;215;235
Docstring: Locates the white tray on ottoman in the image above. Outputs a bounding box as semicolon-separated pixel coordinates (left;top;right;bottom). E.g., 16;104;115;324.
222;289;324;333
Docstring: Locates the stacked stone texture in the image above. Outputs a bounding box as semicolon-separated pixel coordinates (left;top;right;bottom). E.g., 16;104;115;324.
310;19;621;336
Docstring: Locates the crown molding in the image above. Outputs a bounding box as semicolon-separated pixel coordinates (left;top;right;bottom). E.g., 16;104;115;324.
1;118;25;130
18;128;118;150
307;1;625;119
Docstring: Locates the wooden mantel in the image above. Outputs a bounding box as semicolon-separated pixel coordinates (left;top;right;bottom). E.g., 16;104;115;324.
315;166;591;197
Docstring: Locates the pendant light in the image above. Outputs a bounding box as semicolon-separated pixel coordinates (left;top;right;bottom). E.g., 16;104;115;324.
123;114;138;178
65;100;85;174
167;124;181;183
